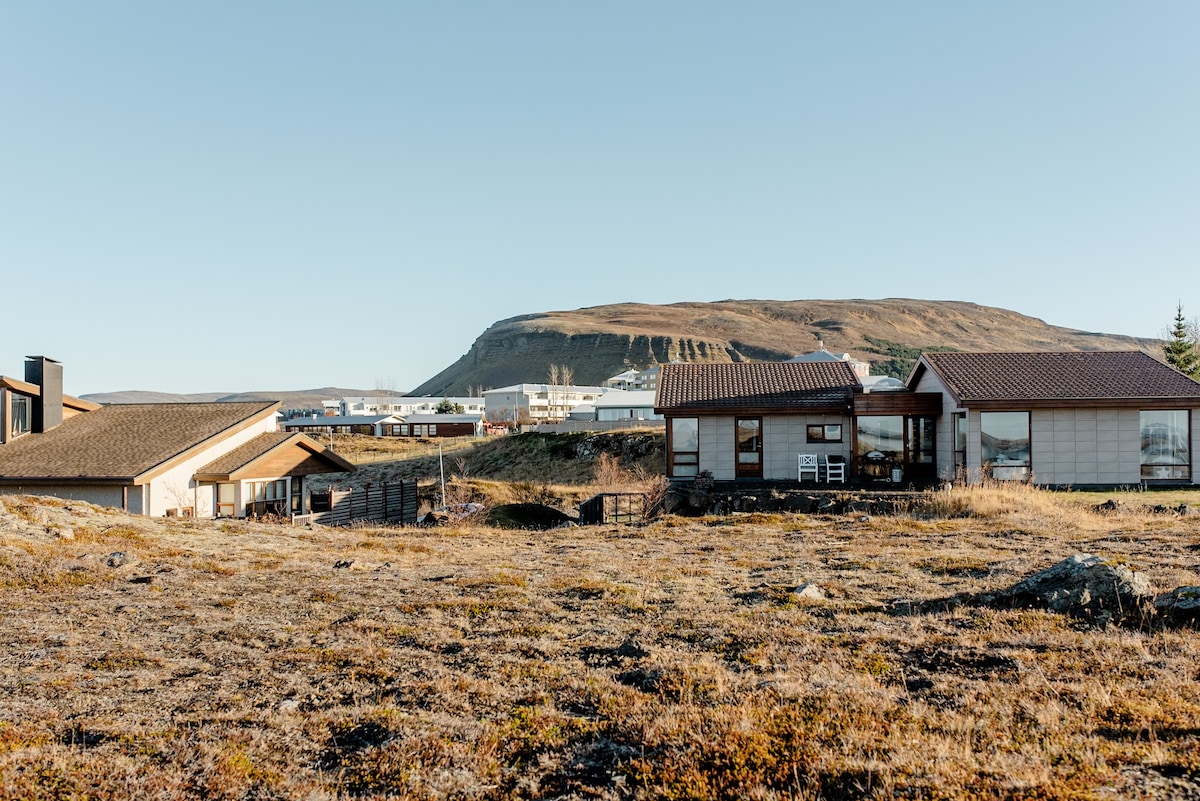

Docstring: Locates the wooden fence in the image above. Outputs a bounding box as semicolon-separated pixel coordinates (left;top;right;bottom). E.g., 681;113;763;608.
292;480;418;527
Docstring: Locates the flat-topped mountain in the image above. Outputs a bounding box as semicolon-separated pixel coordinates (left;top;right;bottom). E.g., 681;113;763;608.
412;298;1161;396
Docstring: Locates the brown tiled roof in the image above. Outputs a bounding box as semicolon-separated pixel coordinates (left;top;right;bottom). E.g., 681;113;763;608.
655;361;859;413
196;432;355;478
0;402;278;482
918;351;1200;404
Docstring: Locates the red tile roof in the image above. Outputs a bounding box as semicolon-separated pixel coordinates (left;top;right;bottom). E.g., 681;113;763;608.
0;402;278;482
655;361;859;414
917;351;1200;404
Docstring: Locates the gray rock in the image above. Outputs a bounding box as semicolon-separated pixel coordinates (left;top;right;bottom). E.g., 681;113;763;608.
991;553;1156;627
1154;586;1200;627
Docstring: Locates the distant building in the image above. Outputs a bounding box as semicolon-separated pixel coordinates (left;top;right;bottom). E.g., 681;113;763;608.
483;384;607;424
338;396;485;417
605;366;660;391
788;342;870;379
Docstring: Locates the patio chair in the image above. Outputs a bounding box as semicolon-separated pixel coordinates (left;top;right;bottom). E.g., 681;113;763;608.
798;453;820;482
823;454;847;483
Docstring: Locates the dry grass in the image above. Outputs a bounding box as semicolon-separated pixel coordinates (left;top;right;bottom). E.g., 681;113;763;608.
1;486;1199;799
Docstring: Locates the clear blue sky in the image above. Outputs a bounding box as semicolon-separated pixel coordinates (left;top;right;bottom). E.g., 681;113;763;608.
3;2;1197;395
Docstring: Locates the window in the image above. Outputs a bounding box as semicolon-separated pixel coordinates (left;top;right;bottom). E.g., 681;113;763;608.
10;393;30;438
669;417;699;477
427;424;437;436
806;423;842;443
857;416;904;480
400;424;409;435
1140;410;1190;480
953;413;967;475
980;411;1030;480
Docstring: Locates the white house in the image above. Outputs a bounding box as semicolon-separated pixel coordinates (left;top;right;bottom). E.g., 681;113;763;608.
593;389;662;422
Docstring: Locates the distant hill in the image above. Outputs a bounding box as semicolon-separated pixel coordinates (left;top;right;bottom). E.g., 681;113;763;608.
81;387;376;408
411;298;1163;396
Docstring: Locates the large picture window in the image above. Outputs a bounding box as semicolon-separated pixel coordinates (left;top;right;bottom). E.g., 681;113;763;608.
669;417;700;477
980;411;1030;480
1140;410;1190;480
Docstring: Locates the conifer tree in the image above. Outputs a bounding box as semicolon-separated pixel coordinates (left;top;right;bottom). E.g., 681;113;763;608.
1163;303;1200;379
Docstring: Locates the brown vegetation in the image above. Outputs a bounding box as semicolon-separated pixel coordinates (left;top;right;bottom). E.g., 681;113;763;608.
1;481;1199;799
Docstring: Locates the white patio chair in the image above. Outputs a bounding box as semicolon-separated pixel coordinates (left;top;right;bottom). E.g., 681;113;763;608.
798;453;819;482
823;454;847;483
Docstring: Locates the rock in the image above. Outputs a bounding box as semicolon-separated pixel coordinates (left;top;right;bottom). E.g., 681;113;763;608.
106;552;128;568
846;499;874;515
661;492;688;515
687;490;711;510
815;497;839;514
1095;498;1122;513
333;560;354;569
1154;586;1200;627
991;553;1156;627
782;494;813;513
792;582;826;602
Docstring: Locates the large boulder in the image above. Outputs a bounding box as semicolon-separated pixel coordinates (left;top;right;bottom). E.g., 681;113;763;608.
989;553;1156;627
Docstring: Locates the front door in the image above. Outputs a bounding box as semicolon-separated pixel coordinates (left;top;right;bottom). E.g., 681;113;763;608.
736;417;763;478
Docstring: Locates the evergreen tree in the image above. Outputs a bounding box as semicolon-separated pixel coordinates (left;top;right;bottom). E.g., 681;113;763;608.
1163;303;1200;378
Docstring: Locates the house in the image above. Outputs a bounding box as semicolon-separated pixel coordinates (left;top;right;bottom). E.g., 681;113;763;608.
788;342;871;379
654;361;868;480
911;351;1200;487
395;413;484;438
593;389;662;422
483;384;608;424
654;351;1200;488
605;366;661;391
0;356;355;517
282;414;404;438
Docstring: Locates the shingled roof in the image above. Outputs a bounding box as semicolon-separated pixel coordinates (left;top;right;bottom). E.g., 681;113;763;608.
655;361;859;414
0;402;279;483
915;351;1200;407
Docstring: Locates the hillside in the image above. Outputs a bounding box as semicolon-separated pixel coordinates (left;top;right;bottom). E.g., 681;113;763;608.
81;387;375;408
413;298;1161;395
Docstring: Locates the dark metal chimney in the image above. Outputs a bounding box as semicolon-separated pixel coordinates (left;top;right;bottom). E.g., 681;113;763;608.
25;356;63;433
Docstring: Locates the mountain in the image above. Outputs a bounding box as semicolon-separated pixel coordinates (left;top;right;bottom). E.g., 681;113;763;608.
411;298;1163;396
81;387;375;408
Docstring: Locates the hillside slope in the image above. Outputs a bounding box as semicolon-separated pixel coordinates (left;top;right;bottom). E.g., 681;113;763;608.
413;298;1160;395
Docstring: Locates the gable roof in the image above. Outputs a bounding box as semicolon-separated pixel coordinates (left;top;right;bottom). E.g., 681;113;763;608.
0;401;279;484
913;351;1200;408
194;432;355;480
655;361;860;414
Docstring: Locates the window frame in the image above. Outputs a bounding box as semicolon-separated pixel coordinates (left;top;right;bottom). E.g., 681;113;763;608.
806;423;843;443
1140;409;1191;481
668;417;700;478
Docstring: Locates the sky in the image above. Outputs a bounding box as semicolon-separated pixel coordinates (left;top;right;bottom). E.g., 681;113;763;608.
2;2;1197;395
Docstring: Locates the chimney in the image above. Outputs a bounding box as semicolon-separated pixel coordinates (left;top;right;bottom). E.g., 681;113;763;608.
25;356;63;433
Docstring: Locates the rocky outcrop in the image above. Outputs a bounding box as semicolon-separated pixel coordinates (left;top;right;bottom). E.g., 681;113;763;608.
986;554;1156;627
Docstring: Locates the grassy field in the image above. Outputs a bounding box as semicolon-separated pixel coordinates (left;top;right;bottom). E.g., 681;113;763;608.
1;481;1199;799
